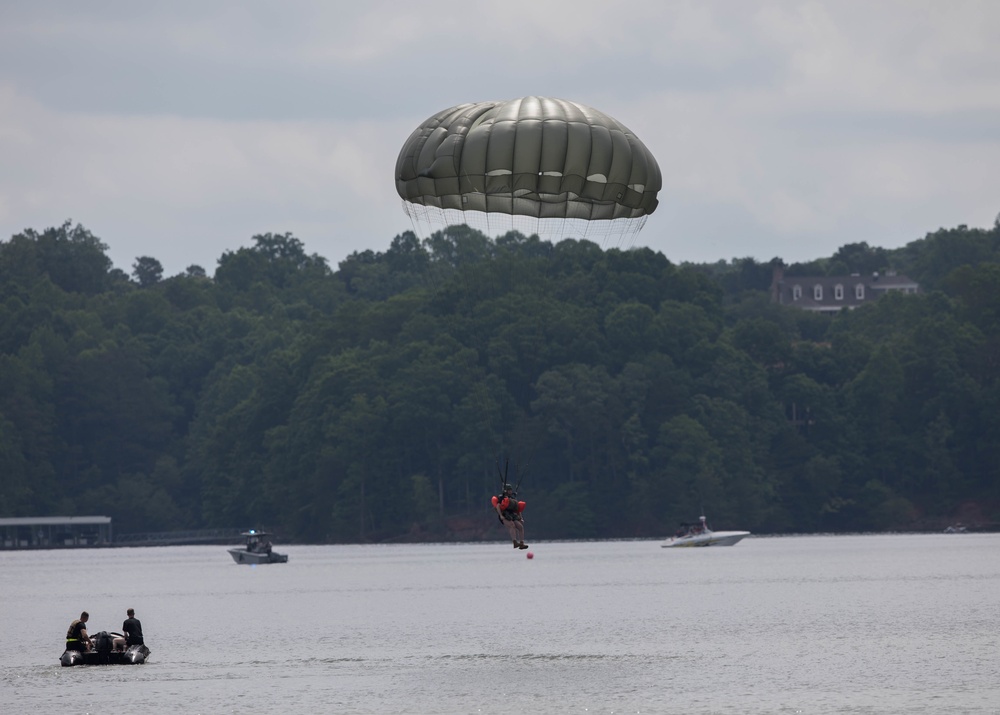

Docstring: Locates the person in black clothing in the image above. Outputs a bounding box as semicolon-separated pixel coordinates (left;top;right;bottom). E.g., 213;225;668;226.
122;608;144;647
65;611;92;652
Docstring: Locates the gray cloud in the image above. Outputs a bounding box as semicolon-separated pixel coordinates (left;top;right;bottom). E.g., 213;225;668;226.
1;0;998;275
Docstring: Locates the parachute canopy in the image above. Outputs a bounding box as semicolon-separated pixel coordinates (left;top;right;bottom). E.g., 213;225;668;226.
396;96;661;242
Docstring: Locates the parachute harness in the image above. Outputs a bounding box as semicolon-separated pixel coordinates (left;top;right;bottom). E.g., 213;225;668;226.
495;456;526;522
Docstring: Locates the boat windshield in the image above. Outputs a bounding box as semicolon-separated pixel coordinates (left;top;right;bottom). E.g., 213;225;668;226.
243;532;272;553
676;521;709;537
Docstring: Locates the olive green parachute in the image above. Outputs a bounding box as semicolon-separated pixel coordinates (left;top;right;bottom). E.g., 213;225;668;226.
395;96;661;242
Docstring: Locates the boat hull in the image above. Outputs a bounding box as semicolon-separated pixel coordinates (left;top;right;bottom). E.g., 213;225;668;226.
228;548;288;564
661;530;750;548
60;644;150;666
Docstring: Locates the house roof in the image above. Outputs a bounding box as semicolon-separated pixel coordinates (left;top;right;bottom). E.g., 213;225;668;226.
0;516;112;527
868;273;919;290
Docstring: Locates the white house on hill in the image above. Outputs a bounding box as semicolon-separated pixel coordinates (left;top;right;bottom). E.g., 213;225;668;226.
770;264;919;314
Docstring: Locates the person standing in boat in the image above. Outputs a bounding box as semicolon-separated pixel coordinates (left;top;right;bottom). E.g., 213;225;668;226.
123;608;144;647
65;611;92;652
492;484;528;549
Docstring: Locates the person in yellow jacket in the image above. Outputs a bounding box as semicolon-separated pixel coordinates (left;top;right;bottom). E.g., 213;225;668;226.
65;611;92;652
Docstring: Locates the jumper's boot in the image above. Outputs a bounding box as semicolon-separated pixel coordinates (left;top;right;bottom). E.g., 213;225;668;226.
517;541;529;549
513;541;520;548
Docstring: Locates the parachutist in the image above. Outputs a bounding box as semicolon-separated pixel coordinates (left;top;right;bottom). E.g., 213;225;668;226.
396;99;660;550
492;483;527;549
491;458;527;549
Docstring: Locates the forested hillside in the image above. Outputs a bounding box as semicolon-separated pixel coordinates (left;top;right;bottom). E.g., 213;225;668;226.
2;220;998;541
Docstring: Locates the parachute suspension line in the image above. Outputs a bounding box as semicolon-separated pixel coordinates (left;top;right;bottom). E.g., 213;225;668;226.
496;454;529;495
487;210;522;465
400;204;507;480
403;203;648;256
512;454;529;494
581;215;648;253
496;456;509;493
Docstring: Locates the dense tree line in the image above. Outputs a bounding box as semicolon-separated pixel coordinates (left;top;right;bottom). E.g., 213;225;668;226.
1;219;998;541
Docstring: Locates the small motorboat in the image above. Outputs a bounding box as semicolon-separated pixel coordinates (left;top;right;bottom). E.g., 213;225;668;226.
228;530;288;564
60;631;150;666
661;515;750;548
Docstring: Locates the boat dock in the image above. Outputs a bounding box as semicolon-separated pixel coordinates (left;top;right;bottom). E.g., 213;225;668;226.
0;517;244;550
0;516;113;549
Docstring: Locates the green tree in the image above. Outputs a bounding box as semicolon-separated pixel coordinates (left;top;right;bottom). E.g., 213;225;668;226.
1;221;113;295
132;256;164;287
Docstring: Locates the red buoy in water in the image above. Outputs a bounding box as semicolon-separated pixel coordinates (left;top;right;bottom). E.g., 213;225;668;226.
526;551;534;559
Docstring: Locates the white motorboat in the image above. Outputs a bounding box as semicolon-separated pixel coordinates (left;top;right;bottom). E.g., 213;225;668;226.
661;516;750;547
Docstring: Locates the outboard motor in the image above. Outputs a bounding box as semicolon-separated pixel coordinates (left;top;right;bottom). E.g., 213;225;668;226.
94;631;114;655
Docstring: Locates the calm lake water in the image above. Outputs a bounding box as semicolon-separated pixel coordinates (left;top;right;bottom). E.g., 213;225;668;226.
1;534;998;714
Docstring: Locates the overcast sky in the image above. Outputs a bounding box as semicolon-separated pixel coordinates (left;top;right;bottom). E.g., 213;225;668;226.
1;1;998;276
